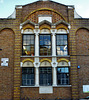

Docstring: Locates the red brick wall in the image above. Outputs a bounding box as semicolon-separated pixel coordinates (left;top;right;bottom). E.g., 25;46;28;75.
77;56;89;98
0;28;14;100
21;87;71;100
76;28;89;98
22;1;68;22
76;28;89;55
26;10;64;23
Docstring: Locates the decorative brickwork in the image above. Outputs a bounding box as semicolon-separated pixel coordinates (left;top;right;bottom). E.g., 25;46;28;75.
26;9;64;23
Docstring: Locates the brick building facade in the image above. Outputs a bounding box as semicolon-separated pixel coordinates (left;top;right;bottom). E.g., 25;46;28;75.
0;0;89;100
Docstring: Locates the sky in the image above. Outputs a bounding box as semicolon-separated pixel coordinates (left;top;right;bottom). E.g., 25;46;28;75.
0;0;89;18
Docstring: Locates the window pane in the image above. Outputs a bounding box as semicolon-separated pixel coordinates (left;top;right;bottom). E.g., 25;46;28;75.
27;74;30;79
23;46;34;56
22;80;26;86
57;46;63;55
22;68;35;86
57;45;68;56
64;40;67;45
27;80;30;85
64;50;67;55
61;68;65;73
64;35;67;39
60;35;63;39
22;35;34;56
31;80;34;85
56;35;68;56
65;68;69;73
40;35;51;56
40;35;43;45
30;39;34;45
39;67;52;86
57;67;69;85
22;74;26;79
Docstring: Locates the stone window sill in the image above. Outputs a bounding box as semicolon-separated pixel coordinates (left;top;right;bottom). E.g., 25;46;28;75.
21;55;70;58
20;85;71;88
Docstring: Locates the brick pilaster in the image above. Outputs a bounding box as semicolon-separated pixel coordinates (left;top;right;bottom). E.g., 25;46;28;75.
69;31;79;99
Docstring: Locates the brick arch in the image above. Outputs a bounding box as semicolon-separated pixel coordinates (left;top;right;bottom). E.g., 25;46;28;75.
0;28;15;34
24;8;66;23
23;24;34;30
76;27;89;35
22;58;34;63
40;61;51;67
40;58;51;63
76;28;89;55
40;24;51;30
0;28;15;51
57;58;69;63
0;28;15;54
56;24;68;30
0;27;15;60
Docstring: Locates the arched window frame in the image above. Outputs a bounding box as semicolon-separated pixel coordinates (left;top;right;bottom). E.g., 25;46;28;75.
39;60;52;86
57;60;70;85
22;28;35;56
23;28;34;34
40;28;51;34
56;29;68;56
22;61;35;86
39;28;52;56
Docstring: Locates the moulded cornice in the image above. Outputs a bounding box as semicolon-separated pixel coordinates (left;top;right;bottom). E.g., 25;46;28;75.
20;19;70;30
20;20;37;27
39;20;52;26
54;20;69;26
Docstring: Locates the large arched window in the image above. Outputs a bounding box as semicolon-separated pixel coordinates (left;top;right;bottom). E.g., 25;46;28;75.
39;29;51;56
22;61;35;86
57;61;69;85
22;28;35;56
56;29;68;56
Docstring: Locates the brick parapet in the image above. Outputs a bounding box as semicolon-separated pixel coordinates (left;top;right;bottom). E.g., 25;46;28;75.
22;1;69;22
